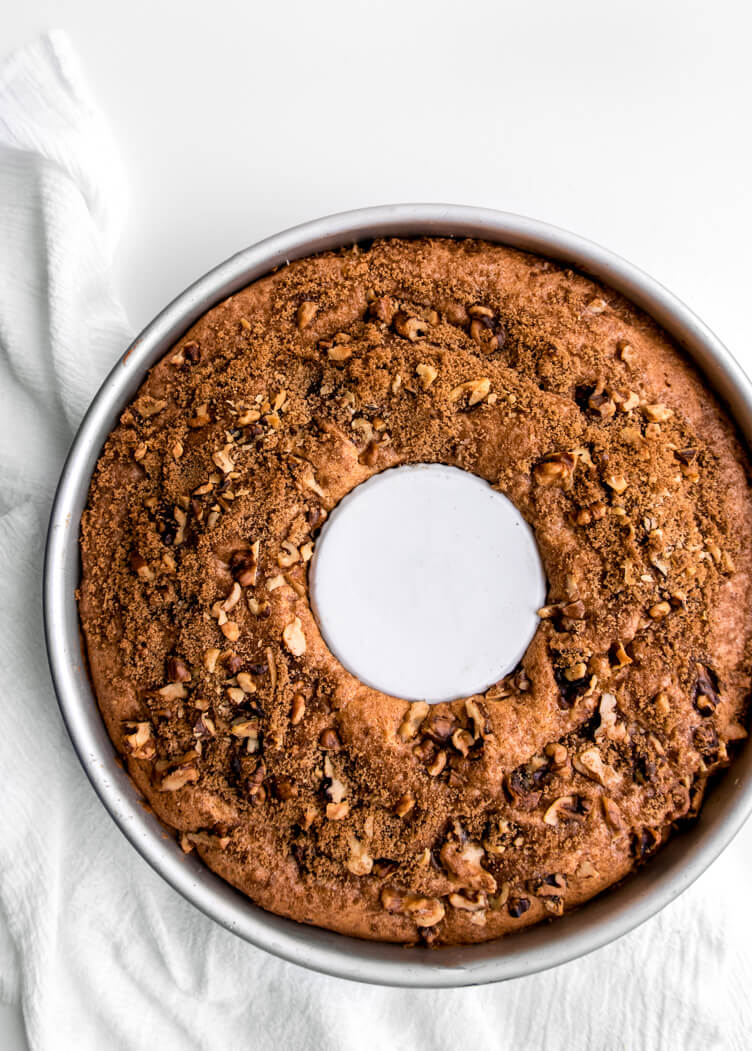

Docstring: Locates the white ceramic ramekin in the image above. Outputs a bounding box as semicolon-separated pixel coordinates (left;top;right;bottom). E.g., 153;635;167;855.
44;205;752;987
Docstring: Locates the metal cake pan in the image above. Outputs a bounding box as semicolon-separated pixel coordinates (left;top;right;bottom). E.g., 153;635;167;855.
44;204;752;987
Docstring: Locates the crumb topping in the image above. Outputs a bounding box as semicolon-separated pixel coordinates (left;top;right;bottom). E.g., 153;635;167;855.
79;238;752;945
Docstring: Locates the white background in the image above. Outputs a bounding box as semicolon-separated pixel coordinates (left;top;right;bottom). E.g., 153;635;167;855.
3;1;752;1047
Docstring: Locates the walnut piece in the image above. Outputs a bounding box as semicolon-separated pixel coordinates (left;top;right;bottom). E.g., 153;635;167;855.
291;693;306;725
283;617;306;656
122;721;155;760
534;451;575;487
543;794;586;827
296;301;318;329
573;746;620;789
602;796;623;831
212;445;235;474
398;700;429;741
416;363;438;389
394;791;415;817
394;312;429;341
439;828;496;893
166;657;191;683
448;377;491;406
157;764;199;792
380;888;445;927
346;835;374;876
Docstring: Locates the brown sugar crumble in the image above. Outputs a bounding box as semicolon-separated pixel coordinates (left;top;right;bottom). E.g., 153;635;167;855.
79;237;752;945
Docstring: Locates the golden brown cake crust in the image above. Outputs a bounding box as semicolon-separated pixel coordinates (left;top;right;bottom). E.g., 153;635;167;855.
79;238;752;945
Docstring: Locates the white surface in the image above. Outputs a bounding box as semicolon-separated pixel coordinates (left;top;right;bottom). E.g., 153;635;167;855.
1;4;751;1050
0;31;130;1051
311;465;545;702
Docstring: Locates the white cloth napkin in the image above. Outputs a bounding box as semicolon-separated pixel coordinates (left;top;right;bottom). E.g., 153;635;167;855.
1;30;751;1051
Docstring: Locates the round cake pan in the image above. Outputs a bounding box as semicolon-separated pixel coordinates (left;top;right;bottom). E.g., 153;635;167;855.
44;204;752;987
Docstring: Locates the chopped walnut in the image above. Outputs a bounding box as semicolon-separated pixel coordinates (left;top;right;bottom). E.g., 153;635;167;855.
543;794;587;827
249;597;271;617
231;718;260;752
642;402;673;423
611;641;632;668
545;742;568;769
439;826;496;893
296;301;318;328
290;693;306;725
193;713;215;739
416;363;438;389
588;389;616;418
368;296;398;324
326;801;350;820
448;377;491;406
129;551;154;581
534;451;575;487
222;581;242;612
188;402;211;428
449;890;488;912
403;892;445;927
451;728;474;757
464;698;488;739
203;648;220;673
135;395;167;418
398;700;430;741
394;791;416;817
378;887;443;929
346;835;374;876
573;747;619;789
394;312;429;341
530;873;567;899
122;721;155;760
282;617;306;656
157;763;199;792
277;540;300;568
488;883;511;909
236;672;256;694
158;682;187;701
299;464;327;500
691;665;719;719
574;502;607;525
595;692;627;744
182;829;230;852
564;662;588;681
575;859;599;880
537;598;585;621
426;750;447;777
221;620;240;642
604;472;628;494
318;727;341;750
323;755;347;805
212;445;235;474
601;796;623;831
166;657;191;683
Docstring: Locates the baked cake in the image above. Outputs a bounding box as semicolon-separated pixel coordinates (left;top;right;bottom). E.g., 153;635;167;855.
78;238;752;945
